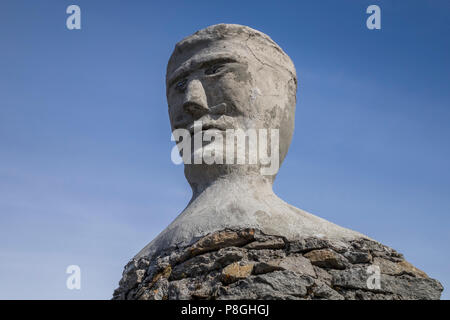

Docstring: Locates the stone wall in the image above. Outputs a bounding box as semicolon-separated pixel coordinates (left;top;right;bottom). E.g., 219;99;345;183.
113;229;443;300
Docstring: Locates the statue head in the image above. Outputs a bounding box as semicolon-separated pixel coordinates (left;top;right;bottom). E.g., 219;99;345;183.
166;24;297;192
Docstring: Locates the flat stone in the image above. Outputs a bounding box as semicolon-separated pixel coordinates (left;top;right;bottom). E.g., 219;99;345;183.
350;239;404;261
343;250;372;264
288;238;330;253
253;255;316;278
252;260;284;274
247;249;286;262
218;270;315;300
244;237;285;250
373;257;428;278
329;267;373;291
381;275;443;300
188;229;255;257
329;267;443;299
304;249;347;269
221;262;254;284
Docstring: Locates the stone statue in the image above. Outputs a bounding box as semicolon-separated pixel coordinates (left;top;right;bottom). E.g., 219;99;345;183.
139;23;364;259
114;24;443;300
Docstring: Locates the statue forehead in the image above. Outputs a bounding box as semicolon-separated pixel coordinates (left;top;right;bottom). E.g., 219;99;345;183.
166;40;254;81
166;25;297;88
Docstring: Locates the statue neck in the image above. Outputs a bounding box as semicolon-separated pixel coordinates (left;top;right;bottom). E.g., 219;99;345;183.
187;169;275;202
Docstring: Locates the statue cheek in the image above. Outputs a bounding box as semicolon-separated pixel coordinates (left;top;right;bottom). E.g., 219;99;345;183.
228;63;252;84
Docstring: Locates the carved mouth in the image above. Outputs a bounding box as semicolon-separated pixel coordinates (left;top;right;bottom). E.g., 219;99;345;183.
188;123;226;136
172;102;231;133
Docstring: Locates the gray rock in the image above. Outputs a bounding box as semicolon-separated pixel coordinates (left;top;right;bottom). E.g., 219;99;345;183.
168;278;195;300
313;266;333;286
136;278;169;300
341;289;399;300
381;275;444;300
373;257;428;278
288;238;330;253
218;271;315;300
253;255;316;278
311;281;344;300
350;238;404;261
304;249;348;270
329;266;443;300
343;250;372;264
247;248;286;262
245;237;286;250
330;267;380;292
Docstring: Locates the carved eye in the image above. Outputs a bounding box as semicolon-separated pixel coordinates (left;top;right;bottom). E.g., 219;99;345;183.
175;79;187;90
205;64;224;75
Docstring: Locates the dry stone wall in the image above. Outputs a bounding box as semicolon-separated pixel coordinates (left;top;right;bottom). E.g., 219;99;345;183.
113;229;443;300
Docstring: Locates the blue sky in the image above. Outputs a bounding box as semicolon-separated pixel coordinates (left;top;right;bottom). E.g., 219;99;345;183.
0;0;449;299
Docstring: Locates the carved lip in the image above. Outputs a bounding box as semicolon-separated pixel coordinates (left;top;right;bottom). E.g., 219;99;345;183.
173;102;231;133
187;122;226;136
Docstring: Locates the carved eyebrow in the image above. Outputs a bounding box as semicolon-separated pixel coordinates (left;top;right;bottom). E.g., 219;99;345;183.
167;55;239;88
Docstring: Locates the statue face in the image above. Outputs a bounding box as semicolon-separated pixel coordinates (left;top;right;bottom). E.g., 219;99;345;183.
167;40;287;136
166;37;295;182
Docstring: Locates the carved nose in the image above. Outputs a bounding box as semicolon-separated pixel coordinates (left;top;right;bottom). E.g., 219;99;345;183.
183;79;209;118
